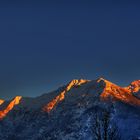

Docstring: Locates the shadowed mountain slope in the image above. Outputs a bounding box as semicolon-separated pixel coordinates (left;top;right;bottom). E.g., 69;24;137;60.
0;78;140;119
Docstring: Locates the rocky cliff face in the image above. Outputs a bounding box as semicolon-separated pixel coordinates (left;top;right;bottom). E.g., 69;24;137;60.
0;78;140;140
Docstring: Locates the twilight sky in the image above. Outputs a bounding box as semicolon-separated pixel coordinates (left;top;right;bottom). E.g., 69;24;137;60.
0;0;140;99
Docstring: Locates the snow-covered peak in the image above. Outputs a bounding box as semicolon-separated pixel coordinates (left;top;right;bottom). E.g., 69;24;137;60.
68;79;90;87
42;79;89;113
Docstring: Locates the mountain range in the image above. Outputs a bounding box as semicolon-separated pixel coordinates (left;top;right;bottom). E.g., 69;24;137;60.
0;78;140;140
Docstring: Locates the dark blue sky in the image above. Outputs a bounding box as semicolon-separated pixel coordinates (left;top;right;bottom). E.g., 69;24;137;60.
0;0;140;99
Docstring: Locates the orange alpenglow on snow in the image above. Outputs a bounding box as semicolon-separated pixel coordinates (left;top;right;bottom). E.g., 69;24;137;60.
0;99;4;105
0;78;139;119
42;79;89;113
125;80;140;93
99;78;140;106
0;96;22;120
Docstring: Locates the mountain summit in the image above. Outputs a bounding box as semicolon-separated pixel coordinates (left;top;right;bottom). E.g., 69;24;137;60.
0;78;140;140
0;78;140;119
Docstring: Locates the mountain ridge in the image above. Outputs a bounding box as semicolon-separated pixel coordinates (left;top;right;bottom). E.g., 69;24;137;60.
0;78;140;140
0;96;22;120
0;78;140;119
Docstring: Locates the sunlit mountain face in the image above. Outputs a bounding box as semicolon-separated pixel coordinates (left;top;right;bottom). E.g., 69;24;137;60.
0;100;4;106
0;96;22;120
0;78;140;140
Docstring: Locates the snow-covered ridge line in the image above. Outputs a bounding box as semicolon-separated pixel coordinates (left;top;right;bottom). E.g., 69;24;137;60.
0;96;22;120
0;78;140;119
42;79;89;113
